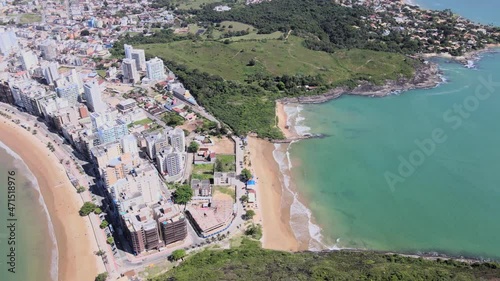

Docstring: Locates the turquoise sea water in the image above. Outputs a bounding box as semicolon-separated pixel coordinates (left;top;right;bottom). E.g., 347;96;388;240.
289;1;500;259
0;143;56;281
415;0;500;26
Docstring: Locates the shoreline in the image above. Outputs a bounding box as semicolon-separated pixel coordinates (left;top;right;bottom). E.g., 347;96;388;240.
0;117;101;281
279;45;500;106
247;136;301;252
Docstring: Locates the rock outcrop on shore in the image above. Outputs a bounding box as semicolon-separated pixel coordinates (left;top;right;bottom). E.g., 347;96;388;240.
280;61;442;104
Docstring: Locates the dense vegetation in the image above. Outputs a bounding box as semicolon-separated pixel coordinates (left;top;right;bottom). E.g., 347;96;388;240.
150;239;500;281
194;0;423;54
163;60;328;138
131;41;415;137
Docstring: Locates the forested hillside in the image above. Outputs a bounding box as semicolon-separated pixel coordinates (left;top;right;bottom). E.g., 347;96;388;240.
150;239;500;281
194;0;422;54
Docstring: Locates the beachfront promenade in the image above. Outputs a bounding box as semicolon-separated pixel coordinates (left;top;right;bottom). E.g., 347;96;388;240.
0;103;115;277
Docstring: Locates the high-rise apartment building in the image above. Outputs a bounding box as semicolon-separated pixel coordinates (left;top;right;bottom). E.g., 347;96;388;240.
122;207;161;254
83;80;107;112
146;57;166;81
97;121;128;145
0;80;14;104
55;79;79;105
121;134;139;156
42;61;60;85
153;204;187;246
20;50;39;71
0;29;18;55
39;39;58;61
122;58;139;84
168;128;186;152
124;44;133;59
131;49;146;71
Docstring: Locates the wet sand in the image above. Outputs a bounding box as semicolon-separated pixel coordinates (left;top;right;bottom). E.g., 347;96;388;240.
0;118;100;281
247;136;299;251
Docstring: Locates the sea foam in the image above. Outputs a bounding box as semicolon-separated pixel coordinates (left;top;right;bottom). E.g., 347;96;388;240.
284;104;311;136
273;143;337;251
0;141;59;281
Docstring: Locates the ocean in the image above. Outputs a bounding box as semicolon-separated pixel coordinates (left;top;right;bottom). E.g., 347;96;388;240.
283;1;500;258
0;142;57;281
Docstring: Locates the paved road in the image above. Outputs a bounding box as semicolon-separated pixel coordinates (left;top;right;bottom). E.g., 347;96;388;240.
0;104;119;278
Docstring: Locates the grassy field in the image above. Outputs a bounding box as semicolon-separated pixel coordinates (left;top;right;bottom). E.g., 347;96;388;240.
138;35;415;83
215;154;236;172
19;13;41;24
172;0;224;10
225;31;284;42
214;185;236;201
96;69;106;78
132;118;153;126
210;21;283;41
192;163;214;180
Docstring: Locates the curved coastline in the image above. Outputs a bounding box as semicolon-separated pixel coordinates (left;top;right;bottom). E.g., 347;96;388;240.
279;45;500;106
268;46;500;259
0;116;101;281
0;141;59;281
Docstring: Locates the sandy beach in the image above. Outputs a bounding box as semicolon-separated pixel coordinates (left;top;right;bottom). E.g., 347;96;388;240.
247;136;299;252
0;117;101;281
276;101;300;139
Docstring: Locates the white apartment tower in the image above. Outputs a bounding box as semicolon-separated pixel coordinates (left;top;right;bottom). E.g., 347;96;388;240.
146;57;166;81
0;29;18;55
83;81;107;112
122;59;140;84
124;44;133;59
55;79;79;105
168;128;185;152
42;62;60;85
20;50;38;71
121;134;139;156
165;152;183;177
39;39;58;61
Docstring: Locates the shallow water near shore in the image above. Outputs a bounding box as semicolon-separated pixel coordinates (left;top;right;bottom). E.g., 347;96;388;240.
289;51;500;258
0;142;57;281
414;0;500;26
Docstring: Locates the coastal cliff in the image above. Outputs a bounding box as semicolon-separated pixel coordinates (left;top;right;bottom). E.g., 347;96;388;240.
279;61;442;105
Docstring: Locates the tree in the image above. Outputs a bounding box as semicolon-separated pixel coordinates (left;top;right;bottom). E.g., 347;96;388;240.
162;112;185;126
171;249;187;261
79;202;97;216
215;159;223;172
77;186;86;193
245;224;262;240
240;194;248;203
100;220;109;229
173;185;193;205
95;273;108;281
241;168;252;182
106;237;114;245
245;210;256;220
187;141;199;153
247;58;256;66
94;207;102;215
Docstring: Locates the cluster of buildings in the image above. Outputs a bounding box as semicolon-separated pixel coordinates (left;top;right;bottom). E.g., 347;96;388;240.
340;0;500;55
187;171;238;238
0;0;243;264
0;23;193;256
121;44;166;85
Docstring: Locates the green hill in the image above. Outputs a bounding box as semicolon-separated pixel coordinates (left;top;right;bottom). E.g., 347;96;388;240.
137;36;415;84
150;239;500;281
